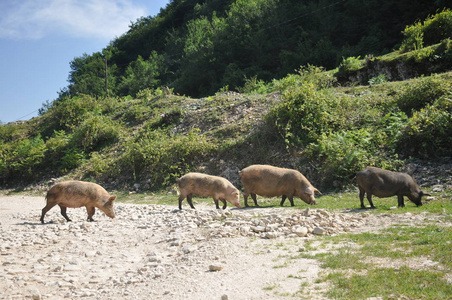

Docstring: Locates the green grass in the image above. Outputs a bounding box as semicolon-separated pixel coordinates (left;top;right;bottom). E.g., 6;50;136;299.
116;189;452;216
300;223;452;299
326;267;452;300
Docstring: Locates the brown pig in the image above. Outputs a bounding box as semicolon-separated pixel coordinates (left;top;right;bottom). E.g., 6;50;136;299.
239;164;321;207
177;172;242;210
40;181;116;223
356;166;430;209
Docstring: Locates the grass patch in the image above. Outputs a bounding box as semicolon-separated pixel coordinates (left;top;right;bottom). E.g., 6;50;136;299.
308;223;452;299
325;267;452;300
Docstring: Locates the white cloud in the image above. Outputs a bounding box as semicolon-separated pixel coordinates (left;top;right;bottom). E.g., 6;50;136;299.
0;0;147;41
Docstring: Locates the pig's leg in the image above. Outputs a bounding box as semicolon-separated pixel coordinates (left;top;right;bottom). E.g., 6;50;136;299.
251;193;259;206
40;202;58;223
366;193;376;209
359;187;366;209
86;206;96;221
186;194;195;209
288;196;295;206
280;195;286;206
397;195;405;208
213;198;220;209
178;194;186;210
220;199;227;210
243;193;250;207
58;204;72;222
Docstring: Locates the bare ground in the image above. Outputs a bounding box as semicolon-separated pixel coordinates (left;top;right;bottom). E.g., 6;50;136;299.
0;195;449;300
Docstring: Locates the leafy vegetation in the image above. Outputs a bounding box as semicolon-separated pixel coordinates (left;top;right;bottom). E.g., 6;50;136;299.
62;0;451;98
1;7;451;191
300;224;452;300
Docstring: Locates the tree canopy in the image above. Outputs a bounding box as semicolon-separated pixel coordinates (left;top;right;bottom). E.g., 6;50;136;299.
64;0;451;98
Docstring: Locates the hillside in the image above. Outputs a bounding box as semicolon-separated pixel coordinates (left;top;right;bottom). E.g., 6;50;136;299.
1;67;451;193
1;9;452;193
67;0;451;98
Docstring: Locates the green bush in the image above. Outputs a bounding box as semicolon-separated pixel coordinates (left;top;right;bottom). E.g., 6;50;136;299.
338;56;363;74
400;9;452;53
407;46;435;63
60;148;85;171
0;135;46;179
423;9;452;47
305;130;370;184
238;76;272;94
271;83;330;147
306;115;405;187
297;65;338;89
400;22;424;52
273;65;337;92
40;95;102;135
396;76;450;115
119;129;214;188
368;74;388;86
398;93;452;157
71;115;121;152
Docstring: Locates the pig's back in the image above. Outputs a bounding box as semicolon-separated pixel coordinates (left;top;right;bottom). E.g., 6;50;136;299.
240;165;298;196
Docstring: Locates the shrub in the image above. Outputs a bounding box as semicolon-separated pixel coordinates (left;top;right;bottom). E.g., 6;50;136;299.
305;130;370;184
270;83;331;147
306;120;405;187
338;56;363;73
119;129;214;188
238;76;272;94
60;148;85;171
39;95;102;136
422;9;452;47
398;93;452;157
71;115;121;152
299;65;337;89
400;22;424;53
396;76;450;115
368;74;388;86
0;135;46;179
400;9;452;53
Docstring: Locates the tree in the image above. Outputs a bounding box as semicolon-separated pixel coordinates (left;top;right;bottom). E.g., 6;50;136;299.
118;51;164;96
68;52;117;97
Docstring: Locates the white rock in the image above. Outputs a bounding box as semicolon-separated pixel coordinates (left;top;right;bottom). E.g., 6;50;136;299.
84;251;97;257
251;226;265;233
293;226;308;237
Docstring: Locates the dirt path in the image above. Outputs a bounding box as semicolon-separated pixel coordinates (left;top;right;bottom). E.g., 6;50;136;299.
0;195;444;300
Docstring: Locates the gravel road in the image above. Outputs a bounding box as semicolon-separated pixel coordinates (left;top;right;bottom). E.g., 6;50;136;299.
0;195;444;300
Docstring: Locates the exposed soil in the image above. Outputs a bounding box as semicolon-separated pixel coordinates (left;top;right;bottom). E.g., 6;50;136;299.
0;195;449;300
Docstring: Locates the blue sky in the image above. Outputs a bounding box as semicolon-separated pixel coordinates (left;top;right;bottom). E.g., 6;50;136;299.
0;0;171;124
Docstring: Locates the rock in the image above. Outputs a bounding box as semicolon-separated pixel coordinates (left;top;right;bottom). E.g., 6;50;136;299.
29;289;41;300
209;264;223;271
312;227;326;235
265;232;278;239
431;185;444;192
251;226;265;233
84;251;97;257
298;246;306;252
293;226;308;237
182;245;197;254
221;295;229;300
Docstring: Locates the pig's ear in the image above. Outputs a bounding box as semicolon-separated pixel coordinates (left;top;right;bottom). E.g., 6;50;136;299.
231;191;239;196
314;188;321;195
109;196;116;202
421;191;431;197
305;187;314;195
